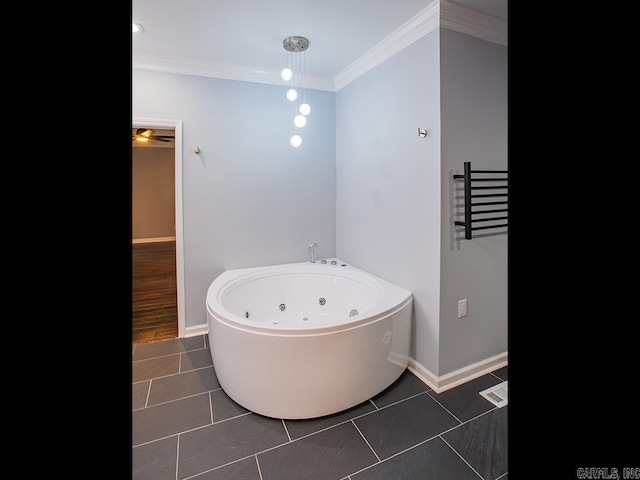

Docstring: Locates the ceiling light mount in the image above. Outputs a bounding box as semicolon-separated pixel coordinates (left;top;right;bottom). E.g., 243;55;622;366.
282;36;309;52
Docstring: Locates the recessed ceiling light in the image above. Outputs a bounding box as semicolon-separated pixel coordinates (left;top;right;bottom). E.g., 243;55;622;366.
132;22;144;33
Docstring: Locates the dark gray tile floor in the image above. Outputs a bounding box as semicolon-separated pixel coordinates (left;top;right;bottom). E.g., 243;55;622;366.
132;335;508;480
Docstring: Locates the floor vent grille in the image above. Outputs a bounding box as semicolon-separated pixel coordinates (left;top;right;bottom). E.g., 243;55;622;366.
479;381;508;408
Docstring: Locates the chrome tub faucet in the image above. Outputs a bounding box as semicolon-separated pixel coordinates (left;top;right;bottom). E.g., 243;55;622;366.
307;243;318;263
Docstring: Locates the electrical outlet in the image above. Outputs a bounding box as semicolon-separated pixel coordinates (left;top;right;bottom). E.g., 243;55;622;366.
458;299;468;318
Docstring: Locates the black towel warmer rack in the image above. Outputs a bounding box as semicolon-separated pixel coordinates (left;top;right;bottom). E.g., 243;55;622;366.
453;161;508;240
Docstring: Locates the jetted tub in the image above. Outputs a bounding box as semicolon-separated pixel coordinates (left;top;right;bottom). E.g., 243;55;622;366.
206;259;413;419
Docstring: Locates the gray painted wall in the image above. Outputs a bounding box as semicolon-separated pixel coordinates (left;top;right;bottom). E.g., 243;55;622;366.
336;28;507;377
439;28;508;374
133;70;337;329
336;31;443;374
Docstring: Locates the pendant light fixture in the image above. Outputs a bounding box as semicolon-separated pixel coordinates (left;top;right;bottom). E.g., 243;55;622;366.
281;36;311;148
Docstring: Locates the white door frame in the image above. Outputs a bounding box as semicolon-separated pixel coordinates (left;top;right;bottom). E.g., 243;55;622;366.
132;117;186;338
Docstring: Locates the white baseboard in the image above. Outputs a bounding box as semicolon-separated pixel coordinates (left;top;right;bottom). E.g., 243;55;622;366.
185;324;209;338
132;236;176;244
408;351;508;393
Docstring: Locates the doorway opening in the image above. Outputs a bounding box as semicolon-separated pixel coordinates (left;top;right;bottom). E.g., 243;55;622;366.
132;118;185;343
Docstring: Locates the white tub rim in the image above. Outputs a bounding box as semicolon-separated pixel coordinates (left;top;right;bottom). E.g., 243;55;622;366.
206;260;412;336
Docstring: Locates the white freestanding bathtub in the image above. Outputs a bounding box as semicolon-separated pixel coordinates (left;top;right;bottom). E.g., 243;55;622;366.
206;259;413;419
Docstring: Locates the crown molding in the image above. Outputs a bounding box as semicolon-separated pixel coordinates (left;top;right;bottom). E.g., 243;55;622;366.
133;0;506;92
333;1;440;91
440;0;507;47
133;52;335;92
334;0;507;90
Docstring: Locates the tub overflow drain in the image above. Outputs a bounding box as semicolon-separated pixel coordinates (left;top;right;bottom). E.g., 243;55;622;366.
279;303;286;311
245;311;250;319
319;297;326;306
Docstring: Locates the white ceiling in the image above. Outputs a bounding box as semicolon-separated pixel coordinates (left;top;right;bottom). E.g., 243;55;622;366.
132;0;507;91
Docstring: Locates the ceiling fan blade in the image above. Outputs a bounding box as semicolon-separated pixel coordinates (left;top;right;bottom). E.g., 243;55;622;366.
133;128;173;143
134;129;155;138
133;133;153;142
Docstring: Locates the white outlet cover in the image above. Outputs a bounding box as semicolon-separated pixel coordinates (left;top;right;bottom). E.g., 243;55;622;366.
458;299;467;317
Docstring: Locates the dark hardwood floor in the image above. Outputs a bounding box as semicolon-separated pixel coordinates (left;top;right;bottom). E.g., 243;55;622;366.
132;240;178;344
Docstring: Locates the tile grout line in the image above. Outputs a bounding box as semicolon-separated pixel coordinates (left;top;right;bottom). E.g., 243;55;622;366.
439;435;485;479
174;434;180;480
133;388;223;412
344;432;444;478
249;438;296;458
132;339;209;362
133;410;254;449
425;390;464;424
460;405;498;425
207;391;213;425
495;472;508;479
133;347;206;364
351;419;381;462
133;363;216;385
279;416;362;443
282;391;429;444
134;432;179;449
436;405;498;439
255;455;264;480
211;410;253;425
215;415;297;459
241;401;428;462
370;389;430;411
180;454;257;480
281;419;292;442
144;379;152;409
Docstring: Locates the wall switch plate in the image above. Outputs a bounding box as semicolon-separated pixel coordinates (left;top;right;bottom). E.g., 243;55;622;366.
458;299;468;318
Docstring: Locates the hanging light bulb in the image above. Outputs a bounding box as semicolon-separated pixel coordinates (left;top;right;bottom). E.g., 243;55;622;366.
280;68;293;81
298;103;311;116
290;135;302;147
294;114;307;128
286;88;298;101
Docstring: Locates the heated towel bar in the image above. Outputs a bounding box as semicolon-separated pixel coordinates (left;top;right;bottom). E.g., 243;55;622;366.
453;161;508;240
